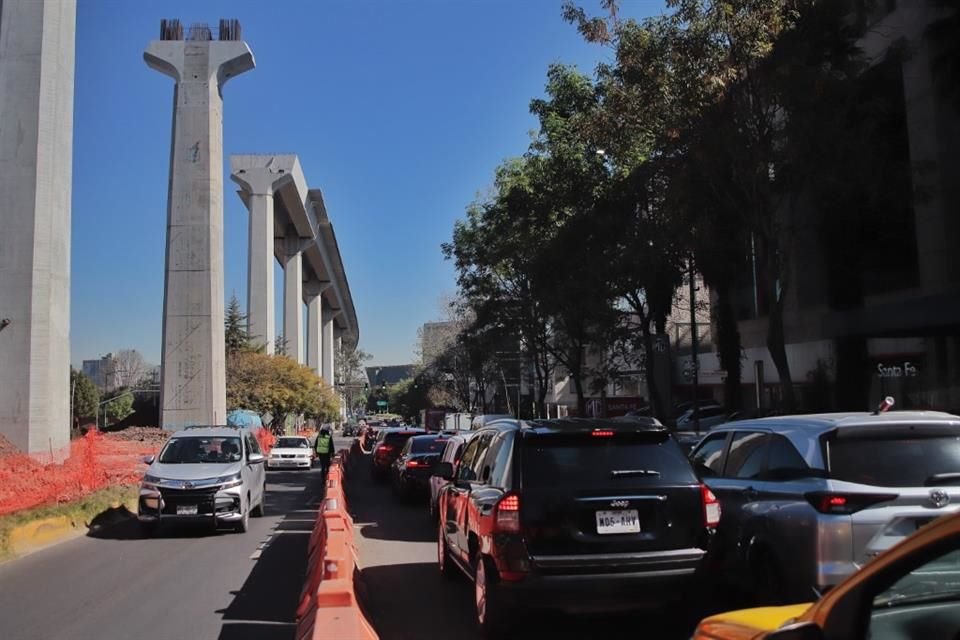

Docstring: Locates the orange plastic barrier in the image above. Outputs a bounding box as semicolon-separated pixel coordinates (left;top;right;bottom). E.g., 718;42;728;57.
295;450;379;640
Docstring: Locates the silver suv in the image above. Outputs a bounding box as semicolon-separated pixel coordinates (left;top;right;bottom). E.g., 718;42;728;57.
137;426;267;534
689;410;960;602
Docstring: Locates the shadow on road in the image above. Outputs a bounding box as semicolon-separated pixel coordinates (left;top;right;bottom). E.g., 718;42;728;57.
215;467;327;640
346;456;436;544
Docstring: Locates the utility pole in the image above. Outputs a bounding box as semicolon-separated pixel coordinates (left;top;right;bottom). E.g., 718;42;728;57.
690;257;700;434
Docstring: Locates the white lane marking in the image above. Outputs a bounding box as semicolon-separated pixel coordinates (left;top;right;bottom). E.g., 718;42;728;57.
250;534;274;560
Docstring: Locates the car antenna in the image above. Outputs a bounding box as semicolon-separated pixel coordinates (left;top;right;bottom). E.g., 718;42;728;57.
873;396;895;415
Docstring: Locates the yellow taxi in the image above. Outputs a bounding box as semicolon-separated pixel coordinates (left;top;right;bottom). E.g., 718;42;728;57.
693;510;960;640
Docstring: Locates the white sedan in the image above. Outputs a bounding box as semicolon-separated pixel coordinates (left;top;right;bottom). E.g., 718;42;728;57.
267;436;314;469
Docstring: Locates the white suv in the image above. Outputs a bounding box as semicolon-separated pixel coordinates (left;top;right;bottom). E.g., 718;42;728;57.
137;426;267;534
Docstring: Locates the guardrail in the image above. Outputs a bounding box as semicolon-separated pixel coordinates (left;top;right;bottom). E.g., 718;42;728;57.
295;448;378;640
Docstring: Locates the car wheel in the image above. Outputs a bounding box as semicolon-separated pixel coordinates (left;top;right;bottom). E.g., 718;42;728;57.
438;518;456;580
475;555;509;638
235;497;250;533
251;485;266;517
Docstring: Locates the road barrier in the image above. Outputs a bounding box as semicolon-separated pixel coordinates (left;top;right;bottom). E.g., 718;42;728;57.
295;448;379;640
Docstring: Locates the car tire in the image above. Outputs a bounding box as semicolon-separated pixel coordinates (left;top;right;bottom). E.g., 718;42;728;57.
235;498;250;533
251;485;266;517
438;519;456;580
475;555;510;638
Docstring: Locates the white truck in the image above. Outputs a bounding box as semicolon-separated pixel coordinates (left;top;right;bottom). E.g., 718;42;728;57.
443;412;473;432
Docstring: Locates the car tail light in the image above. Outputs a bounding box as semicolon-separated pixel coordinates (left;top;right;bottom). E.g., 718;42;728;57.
495;493;521;533
405;459;430;468
702;485;721;528
592;429;615;437
805;492;898;515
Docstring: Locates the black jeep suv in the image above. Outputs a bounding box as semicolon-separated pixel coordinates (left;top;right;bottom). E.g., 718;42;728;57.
436;418;718;637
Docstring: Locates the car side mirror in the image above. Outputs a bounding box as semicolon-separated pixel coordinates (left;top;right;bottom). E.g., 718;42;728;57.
434;462;454;480
248;452;265;464
143;454;155;465
766;622;823;640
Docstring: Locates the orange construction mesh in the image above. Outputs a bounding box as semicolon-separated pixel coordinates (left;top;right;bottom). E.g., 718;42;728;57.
255;428;276;454
0;429;165;517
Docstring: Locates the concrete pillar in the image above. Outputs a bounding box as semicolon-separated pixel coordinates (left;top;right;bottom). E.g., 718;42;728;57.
322;305;337;385
283;230;304;363
230;160;287;353
0;0;76;460
145;23;254;429
305;281;330;376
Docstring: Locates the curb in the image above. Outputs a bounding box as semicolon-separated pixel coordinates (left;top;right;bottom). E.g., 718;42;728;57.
2;496;138;562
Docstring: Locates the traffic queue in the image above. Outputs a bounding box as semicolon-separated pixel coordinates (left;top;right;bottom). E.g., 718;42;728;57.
361;404;960;639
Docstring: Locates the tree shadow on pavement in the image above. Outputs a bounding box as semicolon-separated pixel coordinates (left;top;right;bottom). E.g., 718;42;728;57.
346;457;436;544
215;467;327;640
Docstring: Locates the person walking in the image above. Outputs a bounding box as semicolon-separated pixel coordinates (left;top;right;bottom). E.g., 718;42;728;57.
315;427;334;476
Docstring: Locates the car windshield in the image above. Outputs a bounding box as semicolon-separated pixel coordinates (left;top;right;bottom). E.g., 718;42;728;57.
276;438;309;449
158;437;243;464
829;435;960;487
522;433;697;489
873;549;960;609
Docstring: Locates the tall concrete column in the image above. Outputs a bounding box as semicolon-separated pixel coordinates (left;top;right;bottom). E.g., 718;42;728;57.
305;281;329;376
0;0;76;460
283;230;304;363
145;21;254;429
321;305;337;384
230;159;287;353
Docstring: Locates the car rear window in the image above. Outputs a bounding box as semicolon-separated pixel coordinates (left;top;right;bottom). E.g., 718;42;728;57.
521;433;697;488
829;435;960;487
411;437;446;454
384;432;418;446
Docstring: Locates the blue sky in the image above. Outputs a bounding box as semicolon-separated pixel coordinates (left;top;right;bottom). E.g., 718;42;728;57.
71;0;663;368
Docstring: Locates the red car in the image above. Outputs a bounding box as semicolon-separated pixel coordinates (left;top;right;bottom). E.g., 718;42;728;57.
370;428;424;482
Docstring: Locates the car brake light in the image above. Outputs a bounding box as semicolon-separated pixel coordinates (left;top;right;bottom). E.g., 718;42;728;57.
592;429;615;437
495;493;521;533
702;485;721;528
405;459;429;468
805;492;899;515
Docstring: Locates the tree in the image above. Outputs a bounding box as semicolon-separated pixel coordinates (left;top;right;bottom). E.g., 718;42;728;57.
103;389;135;426
71;368;99;427
113;349;146;388
225;293;263;354
336;345;372;413
927;0;960;110
226;351;339;433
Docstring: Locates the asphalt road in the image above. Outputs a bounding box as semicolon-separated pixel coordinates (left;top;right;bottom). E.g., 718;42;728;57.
348;449;699;640
0;440;346;640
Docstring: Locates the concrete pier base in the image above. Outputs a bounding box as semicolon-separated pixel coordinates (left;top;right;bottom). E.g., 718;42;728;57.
0;0;77;460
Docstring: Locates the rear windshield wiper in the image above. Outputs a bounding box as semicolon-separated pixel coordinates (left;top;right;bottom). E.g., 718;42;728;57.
924;472;960;486
610;469;661;478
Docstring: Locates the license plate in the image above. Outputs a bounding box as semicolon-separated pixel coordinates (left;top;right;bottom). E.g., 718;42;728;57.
176;505;198;515
596;509;641;535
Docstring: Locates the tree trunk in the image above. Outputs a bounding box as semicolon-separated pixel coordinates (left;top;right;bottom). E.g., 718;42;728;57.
766;275;795;411
572;370;586;418
715;285;743;413
640;322;666;422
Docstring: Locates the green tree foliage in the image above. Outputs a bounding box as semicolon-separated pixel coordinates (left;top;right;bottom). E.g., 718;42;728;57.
336;345;372;413
103;389;135;425
227;351;339;432
71;369;99;425
225;294;261;354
